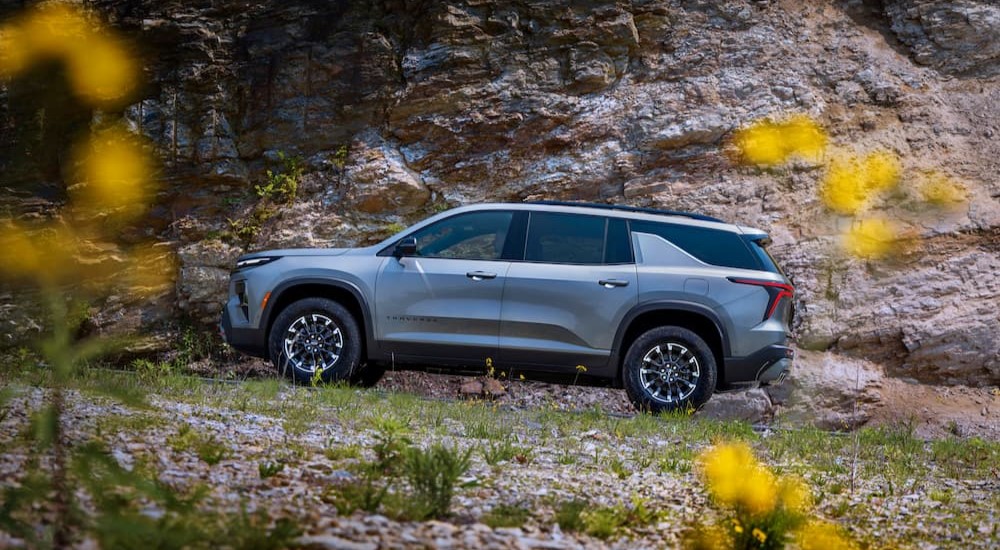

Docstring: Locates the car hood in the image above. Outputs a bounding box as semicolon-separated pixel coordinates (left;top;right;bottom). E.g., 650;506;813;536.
240;248;353;259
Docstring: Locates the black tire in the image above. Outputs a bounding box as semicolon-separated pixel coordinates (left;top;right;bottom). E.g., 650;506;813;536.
268;298;362;385
622;326;717;413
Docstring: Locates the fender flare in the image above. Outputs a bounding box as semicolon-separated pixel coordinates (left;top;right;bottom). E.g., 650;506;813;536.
262;277;379;359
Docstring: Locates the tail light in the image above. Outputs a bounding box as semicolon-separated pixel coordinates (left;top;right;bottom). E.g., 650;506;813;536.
727;277;794;322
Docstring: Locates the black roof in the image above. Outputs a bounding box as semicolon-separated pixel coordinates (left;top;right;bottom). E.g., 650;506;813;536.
526;200;725;223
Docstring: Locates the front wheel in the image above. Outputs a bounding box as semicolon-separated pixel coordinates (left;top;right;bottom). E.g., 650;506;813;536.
269;298;362;385
622;326;717;413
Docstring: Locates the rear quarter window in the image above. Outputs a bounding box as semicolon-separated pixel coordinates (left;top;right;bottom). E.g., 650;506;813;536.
630;220;761;270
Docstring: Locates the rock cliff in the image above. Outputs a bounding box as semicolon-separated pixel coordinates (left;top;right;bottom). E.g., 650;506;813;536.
1;0;998;385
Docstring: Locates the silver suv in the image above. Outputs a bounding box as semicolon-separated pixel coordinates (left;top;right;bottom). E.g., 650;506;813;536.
220;202;794;412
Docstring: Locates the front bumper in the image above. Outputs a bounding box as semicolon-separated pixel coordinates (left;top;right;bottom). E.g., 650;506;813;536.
220;307;269;359
722;345;794;389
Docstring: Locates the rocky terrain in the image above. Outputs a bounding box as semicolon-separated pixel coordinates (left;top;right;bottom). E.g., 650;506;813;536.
2;374;998;549
1;0;999;395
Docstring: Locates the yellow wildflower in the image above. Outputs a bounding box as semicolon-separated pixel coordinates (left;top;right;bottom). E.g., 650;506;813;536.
575;364;588;373
66;32;137;105
796;520;858;550
752;527;767;543
820;154;867;215
861;150;901;192
919;171;967;208
734;114;827;166
73;128;154;219
700;442;758;506
778;476;812;513
738;465;777;516
843;217;898;259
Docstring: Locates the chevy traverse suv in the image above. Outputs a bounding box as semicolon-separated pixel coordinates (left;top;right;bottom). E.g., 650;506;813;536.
220;202;794;412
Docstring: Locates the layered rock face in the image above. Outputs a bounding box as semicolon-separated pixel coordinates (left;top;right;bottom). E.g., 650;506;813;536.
1;0;998;384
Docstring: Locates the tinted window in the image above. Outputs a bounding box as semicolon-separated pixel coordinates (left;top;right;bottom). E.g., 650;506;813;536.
631;220;760;270
744;236;783;275
526;212;605;264
605;218;633;264
411;211;513;260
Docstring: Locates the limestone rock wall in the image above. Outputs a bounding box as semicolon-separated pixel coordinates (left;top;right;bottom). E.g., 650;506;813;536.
1;0;998;384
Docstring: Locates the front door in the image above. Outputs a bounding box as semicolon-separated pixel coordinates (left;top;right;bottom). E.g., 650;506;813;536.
375;210;515;365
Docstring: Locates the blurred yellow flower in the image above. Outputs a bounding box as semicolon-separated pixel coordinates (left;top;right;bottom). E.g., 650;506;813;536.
0;223;82;285
0;3;136;105
778;476;812;513
73;128;154;218
843;217;897;259
752;527;767;543
700;441;757;505
66;33;137;105
862;150;901;192
0;25;32;77
919;171;967;208
739;467;777;516
734;114;827;166
796;520;858;550
821;150;900;215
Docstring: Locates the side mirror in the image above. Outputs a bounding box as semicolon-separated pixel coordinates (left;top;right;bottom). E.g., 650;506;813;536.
393;237;417;258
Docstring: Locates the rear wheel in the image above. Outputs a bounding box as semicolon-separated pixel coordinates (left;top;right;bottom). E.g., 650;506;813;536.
269;298;362;385
623;326;717;413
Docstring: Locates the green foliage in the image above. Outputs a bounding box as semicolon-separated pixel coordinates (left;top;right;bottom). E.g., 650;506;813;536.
402;443;473;520
578;496;662;540
256;151;302;204
168;424;228;465
330;144;349;169
555;499;588;532
227;203;277;248
481;437;529;466
258;460;285;479
483;503;532;528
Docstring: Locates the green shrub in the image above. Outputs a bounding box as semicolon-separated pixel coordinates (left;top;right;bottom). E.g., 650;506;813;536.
256;151;302;204
258;461;284;479
555;499;588;532
402;443;472;520
483;503;531;528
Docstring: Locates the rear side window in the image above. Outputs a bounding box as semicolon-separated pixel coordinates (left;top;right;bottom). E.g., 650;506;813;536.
744;236;784;275
525;212;605;264
605;218;633;264
630;220;761;270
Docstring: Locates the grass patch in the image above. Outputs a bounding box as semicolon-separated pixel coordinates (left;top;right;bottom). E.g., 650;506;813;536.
482;503;532;528
168;424;228;465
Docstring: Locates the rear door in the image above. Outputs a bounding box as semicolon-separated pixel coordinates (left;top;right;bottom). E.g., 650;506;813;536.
376;210;516;365
498;212;637;374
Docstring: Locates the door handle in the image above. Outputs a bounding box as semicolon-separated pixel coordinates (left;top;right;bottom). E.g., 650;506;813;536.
599;279;629;288
467;271;497;281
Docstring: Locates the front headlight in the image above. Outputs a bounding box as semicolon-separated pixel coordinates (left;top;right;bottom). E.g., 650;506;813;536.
234;256;280;270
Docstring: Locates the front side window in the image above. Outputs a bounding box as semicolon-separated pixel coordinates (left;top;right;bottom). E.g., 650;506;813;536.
410;211;513;260
525;212;606;264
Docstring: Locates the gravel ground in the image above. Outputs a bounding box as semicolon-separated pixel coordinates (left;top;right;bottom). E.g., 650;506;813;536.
1;375;998;549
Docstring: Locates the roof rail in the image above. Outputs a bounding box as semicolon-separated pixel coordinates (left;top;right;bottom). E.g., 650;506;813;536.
525;200;725;223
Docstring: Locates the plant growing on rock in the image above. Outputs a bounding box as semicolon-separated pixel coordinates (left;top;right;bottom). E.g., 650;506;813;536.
257;151;303;204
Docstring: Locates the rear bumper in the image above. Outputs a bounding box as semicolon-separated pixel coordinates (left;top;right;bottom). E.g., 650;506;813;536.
220;307;268;359
721;345;793;389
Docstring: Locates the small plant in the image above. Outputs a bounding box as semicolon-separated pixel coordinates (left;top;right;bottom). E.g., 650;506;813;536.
330;144;349;169
326;464;389;515
402;443;472;520
169;424;228;465
608;456;630;480
555;499;588;532
573;364;587;386
258;460;285;479
324;441;363;462
482;437;518;466
257;151;302;204
483;503;532;528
